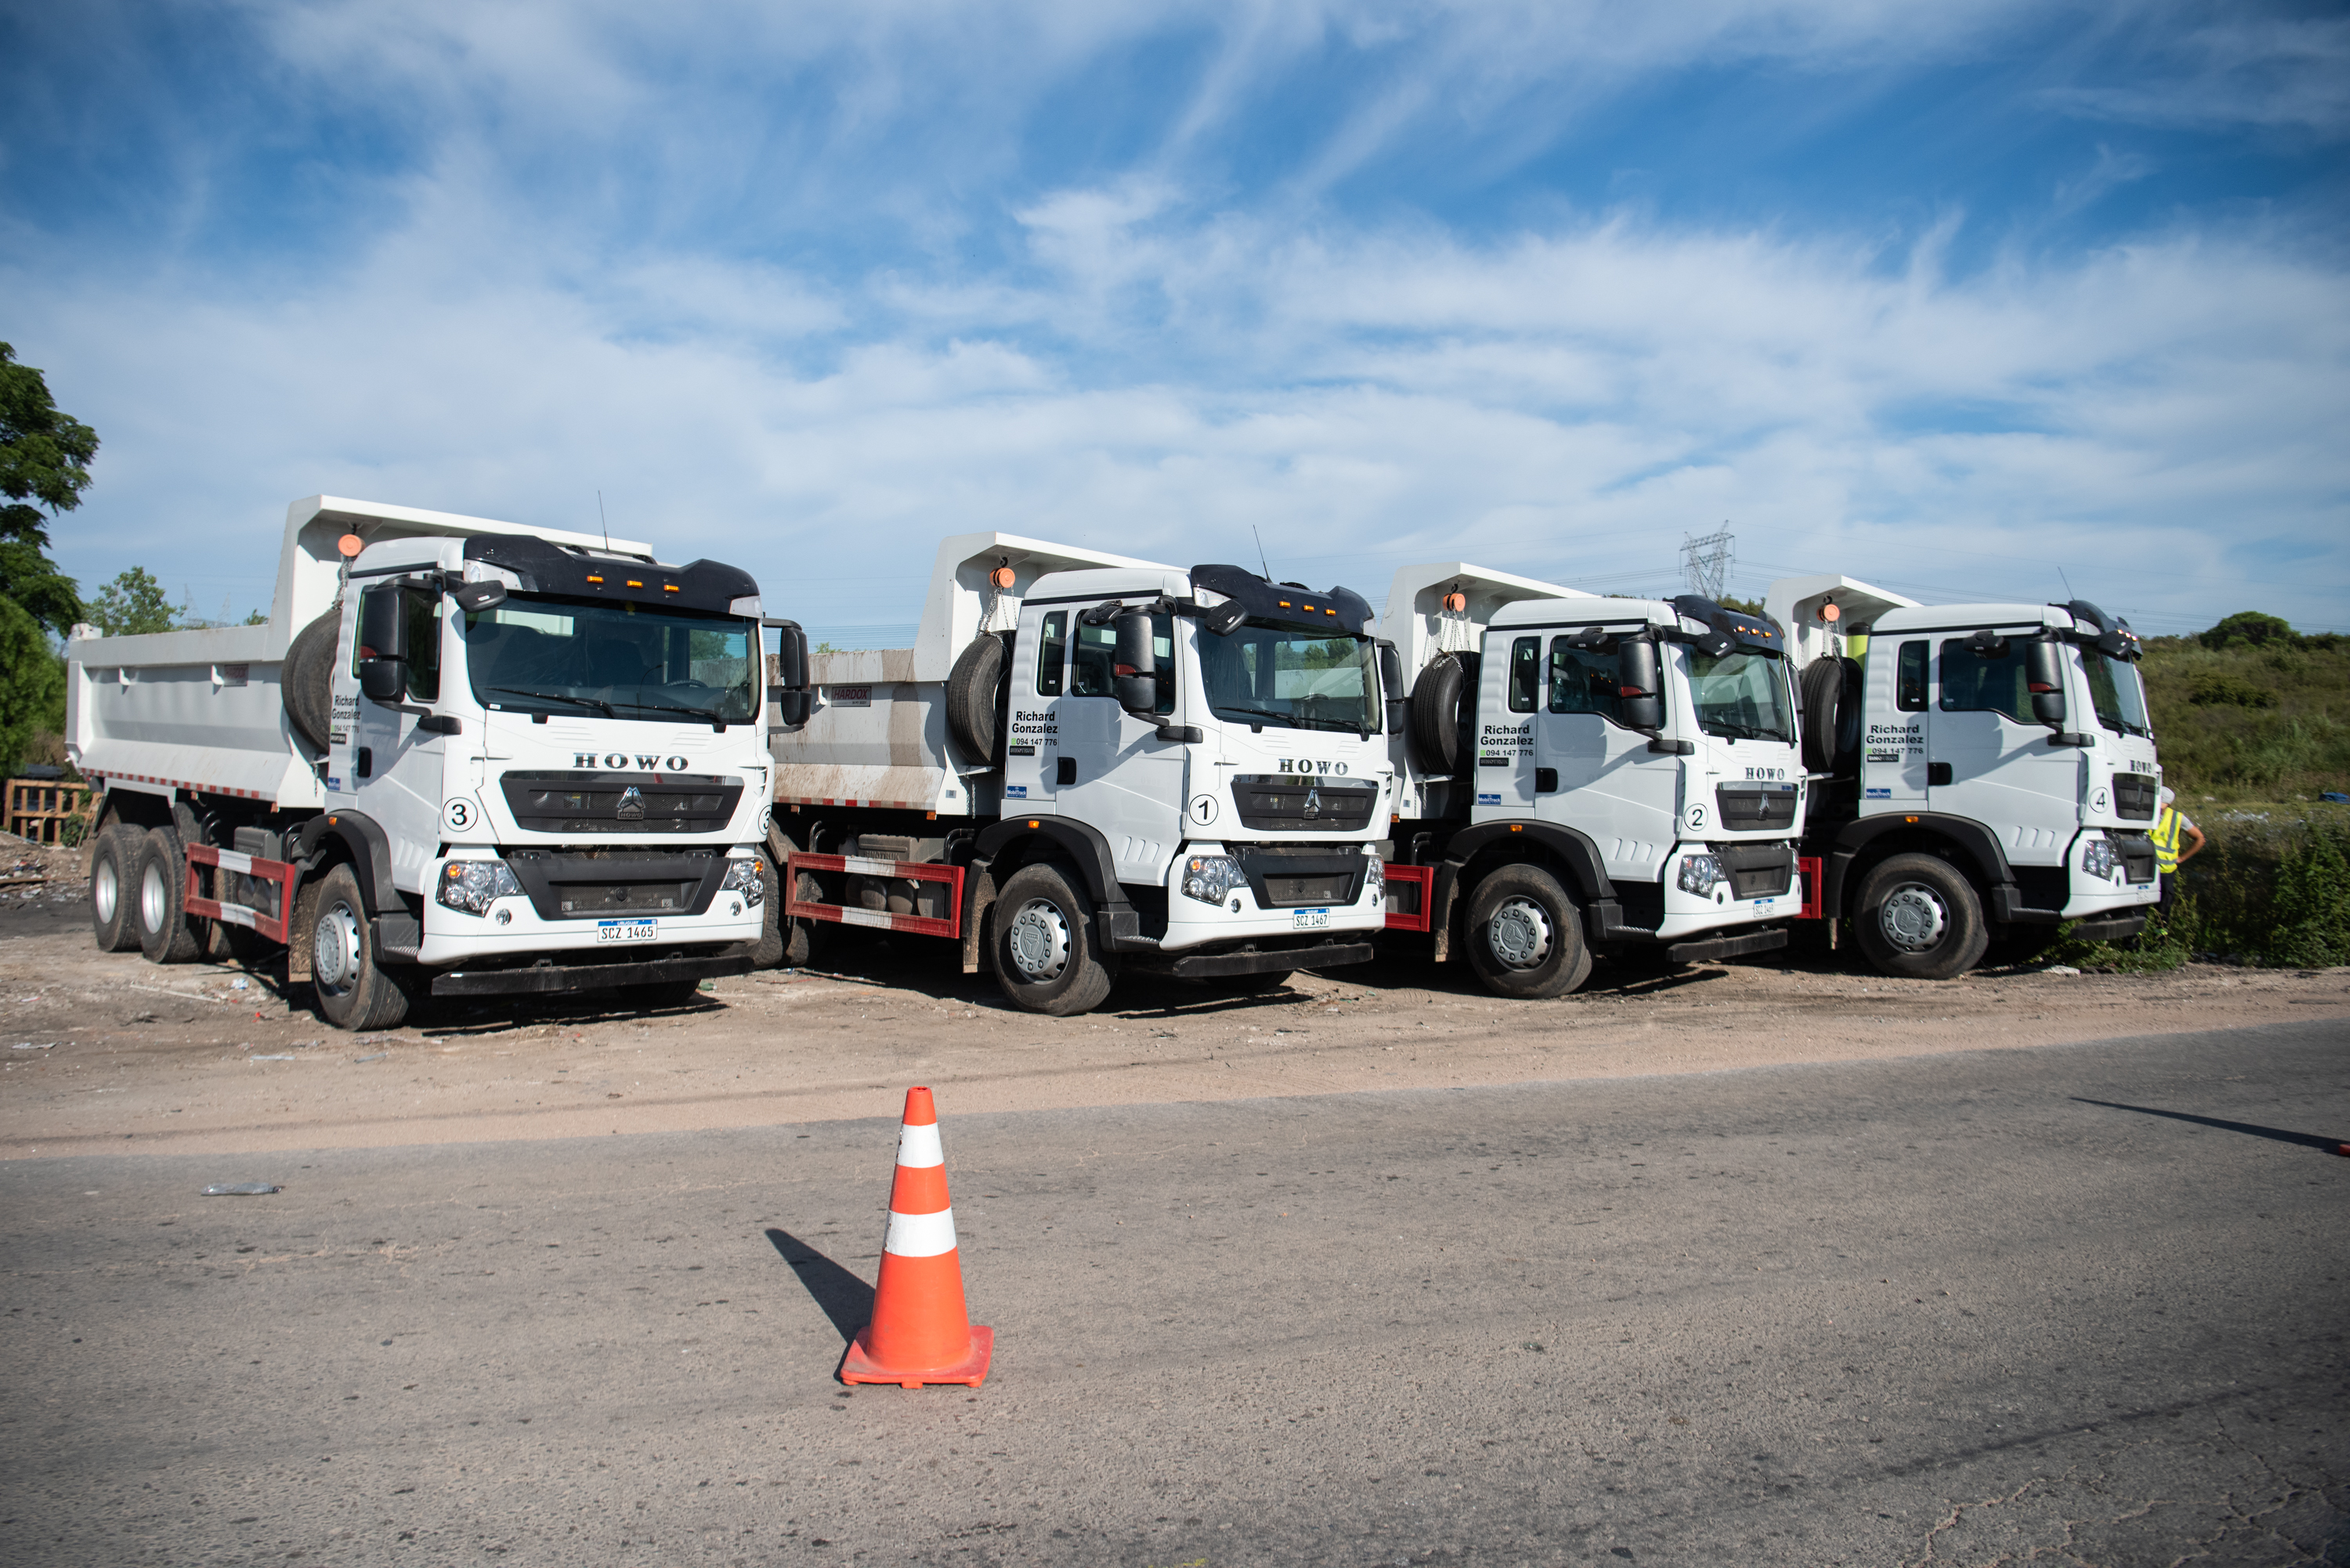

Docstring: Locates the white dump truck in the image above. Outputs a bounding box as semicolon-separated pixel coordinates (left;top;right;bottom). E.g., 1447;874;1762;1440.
67;495;792;1030
1762;574;2160;977
1374;564;1805;996
764;533;1391;1015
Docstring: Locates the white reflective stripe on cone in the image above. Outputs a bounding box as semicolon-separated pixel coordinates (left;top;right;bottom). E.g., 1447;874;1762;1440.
896;1122;944;1169
884;1207;958;1258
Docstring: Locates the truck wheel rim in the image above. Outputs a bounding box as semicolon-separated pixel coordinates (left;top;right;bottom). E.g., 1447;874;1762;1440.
139;858;169;935
315;899;363;993
1487;895;1553;970
1879;883;1947;952
95;857;120;925
1005;898;1071;983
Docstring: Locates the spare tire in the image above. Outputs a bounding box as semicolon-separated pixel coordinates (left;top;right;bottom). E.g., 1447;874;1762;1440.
1799;656;1863;775
281;609;342;753
945;631;1011;765
1408;652;1477;776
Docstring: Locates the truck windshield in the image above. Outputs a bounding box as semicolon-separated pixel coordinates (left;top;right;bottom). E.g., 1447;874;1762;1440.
461;597;757;723
2085;651;2151;736
1688;649;1793;743
1200;623;1380;735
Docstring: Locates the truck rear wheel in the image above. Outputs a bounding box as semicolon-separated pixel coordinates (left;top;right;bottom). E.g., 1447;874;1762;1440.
991;862;1118;1016
308;863;412;1031
1463;863;1593;999
90;822;145;952
134;828;204;964
1853;852;1988;981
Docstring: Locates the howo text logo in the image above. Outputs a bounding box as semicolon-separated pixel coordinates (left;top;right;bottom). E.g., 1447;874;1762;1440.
576;753;692;771
1275;759;1349;775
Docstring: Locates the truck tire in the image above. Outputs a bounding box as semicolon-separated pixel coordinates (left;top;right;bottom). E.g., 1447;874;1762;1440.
133;827;204;964
307;862;412;1031
1462;862;1593;999
1799;656;1862;775
1408;652;1477;776
746;856;786;968
991;862;1119;1016
1852;852;1988;981
945;632;1010;765
282;609;341;753
89;822;146;952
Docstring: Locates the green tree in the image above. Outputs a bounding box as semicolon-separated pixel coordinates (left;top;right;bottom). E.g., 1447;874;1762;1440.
0;344;96;773
2198;611;2295;651
87;566;179;637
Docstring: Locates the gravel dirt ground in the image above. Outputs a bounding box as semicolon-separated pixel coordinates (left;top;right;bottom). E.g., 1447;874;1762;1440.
4;840;2345;1159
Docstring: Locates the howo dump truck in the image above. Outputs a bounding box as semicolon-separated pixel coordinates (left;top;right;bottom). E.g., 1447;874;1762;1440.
1376;563;1804;998
67;495;784;1030
1762;575;2160;978
765;533;1391;1015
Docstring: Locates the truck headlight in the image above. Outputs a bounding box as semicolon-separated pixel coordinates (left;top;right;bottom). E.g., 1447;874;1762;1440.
720;855;768;908
1182;854;1246;907
438;858;523;916
1677;853;1723;895
1363;854;1384;903
2081;833;2119;881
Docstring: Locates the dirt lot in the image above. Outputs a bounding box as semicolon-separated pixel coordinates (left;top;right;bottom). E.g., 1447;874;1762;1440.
2;836;2345;1158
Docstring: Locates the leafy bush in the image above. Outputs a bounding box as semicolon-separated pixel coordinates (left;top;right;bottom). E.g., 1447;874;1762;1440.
2141;621;2349;800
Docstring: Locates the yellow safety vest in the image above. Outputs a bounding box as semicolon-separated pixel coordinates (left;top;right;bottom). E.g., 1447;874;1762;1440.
2150;807;2185;873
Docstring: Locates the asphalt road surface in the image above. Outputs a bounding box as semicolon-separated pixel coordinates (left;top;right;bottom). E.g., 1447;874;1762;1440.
3;1020;2345;1567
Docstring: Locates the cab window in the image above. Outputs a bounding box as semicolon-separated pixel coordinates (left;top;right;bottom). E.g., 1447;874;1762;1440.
1506;637;1541;713
1036;612;1066;695
1072;612;1175;714
1547;639;1621;721
1939;638;2031;723
1895;641;1929;712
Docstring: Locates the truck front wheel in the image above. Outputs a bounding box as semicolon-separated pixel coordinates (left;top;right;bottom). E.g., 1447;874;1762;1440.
1853;852;1988;981
1463;864;1593;999
90;822;145;953
991;862;1119;1017
134;828;204;964
308;863;412;1031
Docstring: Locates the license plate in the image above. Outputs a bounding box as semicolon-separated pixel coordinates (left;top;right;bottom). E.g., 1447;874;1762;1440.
597;919;659;944
1292;908;1329;930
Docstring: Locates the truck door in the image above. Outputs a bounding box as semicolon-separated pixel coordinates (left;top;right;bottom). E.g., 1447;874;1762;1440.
1000;606;1065;810
1928;633;2079;867
1858;638;1930;807
1058;609;1184;886
351;582;450;892
1531;630;1679;879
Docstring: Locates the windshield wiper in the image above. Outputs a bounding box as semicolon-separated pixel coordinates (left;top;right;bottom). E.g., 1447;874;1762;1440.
1210;703;1363;733
1703;719;1790;742
489;686;616;718
610;697;731;732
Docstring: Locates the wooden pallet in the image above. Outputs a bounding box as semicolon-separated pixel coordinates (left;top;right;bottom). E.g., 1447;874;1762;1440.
6;779;92;846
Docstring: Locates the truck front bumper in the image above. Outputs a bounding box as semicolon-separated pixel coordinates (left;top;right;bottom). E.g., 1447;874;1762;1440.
427;945;754;997
1152;841;1387;953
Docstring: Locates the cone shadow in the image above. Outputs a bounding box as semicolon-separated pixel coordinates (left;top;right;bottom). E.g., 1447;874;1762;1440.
2073;1098;2348;1154
765;1227;876;1342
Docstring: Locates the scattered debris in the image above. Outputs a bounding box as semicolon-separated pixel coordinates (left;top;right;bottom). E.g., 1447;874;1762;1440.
2043;965;2083;976
355;1052;389;1063
230;978;249;990
13;1042;56;1051
248;1053;298;1062
201;1182;280;1196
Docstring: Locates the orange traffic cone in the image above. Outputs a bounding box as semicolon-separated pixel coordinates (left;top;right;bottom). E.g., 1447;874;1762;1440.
839;1086;994;1389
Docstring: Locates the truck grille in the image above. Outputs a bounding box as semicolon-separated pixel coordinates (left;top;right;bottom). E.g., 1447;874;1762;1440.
501;771;742;835
1231;775;1378;833
2112;775;2157;821
504;850;728;922
1711;841;1795;899
2113;831;2157;883
1715;783;1799;833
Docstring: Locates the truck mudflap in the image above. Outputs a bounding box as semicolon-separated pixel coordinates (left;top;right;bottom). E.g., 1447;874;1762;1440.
1664;929;1789;965
1149;940;1375;980
426;946;755;997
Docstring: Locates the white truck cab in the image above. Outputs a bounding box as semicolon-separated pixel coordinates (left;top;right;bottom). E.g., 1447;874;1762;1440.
767;536;1391;1014
1766;573;2161;977
69;496;776;1029
1382;564;1803;997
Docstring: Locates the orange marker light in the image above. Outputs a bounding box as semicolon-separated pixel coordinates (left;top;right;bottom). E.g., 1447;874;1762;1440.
625;580;644;588
663;584;681;593
1444;591;1467;612
585;574;605;584
1821;602;1842;623
989;565;1016;589
336;533;363;558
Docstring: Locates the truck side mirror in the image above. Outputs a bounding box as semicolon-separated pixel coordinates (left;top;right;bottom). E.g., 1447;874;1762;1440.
356;587;408;703
2025;638;2066;725
770;621;808;691
1112;609;1158;716
1376;641;1404;703
768;688;812;728
1618;638;1663;732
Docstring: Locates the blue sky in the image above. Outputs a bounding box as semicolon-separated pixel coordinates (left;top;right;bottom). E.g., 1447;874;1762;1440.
3;0;2345;644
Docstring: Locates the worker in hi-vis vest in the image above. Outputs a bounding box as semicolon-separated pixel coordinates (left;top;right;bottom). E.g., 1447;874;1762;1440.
2150;786;2205;912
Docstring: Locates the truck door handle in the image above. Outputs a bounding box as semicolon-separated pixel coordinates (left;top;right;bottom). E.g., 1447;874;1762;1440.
1534;767;1558;793
1927;762;1952;786
356;747;374;779
1057;757;1078;786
